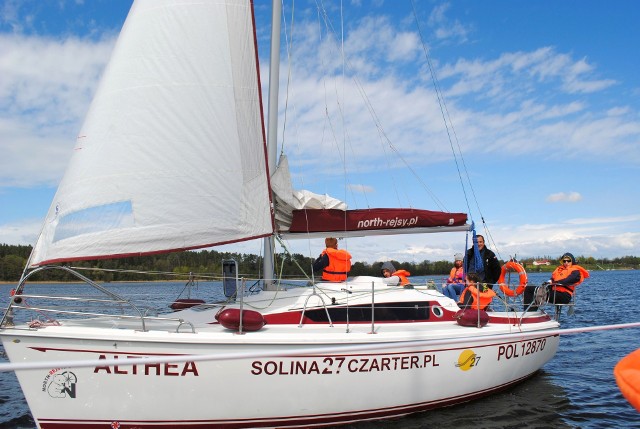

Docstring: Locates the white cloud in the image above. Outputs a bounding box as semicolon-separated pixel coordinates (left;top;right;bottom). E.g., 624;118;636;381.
387;31;419;62
562;56;616;93
4;6;640;194
0;33;116;188
0;218;42;246
546;192;583;203
563;75;616;94
347;184;375;193
607;107;629;116
564;214;640;226
440;47;619;101
427;2;470;44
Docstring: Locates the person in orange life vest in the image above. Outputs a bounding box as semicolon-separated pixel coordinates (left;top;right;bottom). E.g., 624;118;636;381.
442;253;465;300
458;272;496;310
523;252;589;311
380;261;411;286
312;237;352;282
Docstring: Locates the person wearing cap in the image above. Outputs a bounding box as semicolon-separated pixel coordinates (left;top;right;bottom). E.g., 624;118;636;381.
312;237;352;282
380;261;411;286
523;252;590;311
442;253;465;300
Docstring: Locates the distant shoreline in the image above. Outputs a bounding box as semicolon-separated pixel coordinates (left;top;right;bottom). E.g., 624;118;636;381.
0;280;190;285
0;268;636;286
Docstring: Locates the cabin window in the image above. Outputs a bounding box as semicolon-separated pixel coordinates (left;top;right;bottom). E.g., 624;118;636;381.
303;301;430;323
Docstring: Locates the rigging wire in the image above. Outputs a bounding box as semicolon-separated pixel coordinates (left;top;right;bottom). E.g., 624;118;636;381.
278;0;294;158
277;0;503;273
339;0;349;237
312;1;448;212
409;0;501;259
314;0;372;210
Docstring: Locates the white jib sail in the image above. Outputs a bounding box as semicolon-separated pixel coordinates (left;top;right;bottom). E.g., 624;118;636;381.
30;0;273;266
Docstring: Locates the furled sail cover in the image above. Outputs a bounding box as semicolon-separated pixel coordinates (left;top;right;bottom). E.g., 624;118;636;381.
271;156;468;237
271;155;347;232
287;208;468;237
30;0;273;267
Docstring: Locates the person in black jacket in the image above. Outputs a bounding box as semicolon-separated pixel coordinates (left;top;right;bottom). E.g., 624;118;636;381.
465;234;501;288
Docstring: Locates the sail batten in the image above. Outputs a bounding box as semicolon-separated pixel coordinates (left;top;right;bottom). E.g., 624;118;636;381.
30;0;273;267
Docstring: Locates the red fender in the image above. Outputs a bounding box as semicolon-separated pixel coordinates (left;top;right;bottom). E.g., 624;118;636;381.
215;308;266;332
169;298;205;310
455;308;490;327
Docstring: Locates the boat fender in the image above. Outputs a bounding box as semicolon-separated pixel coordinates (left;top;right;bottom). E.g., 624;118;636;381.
498;261;528;297
455;308;490;327
169;298;206;310
215;308;266;332
9;288;23;304
12;298;22;305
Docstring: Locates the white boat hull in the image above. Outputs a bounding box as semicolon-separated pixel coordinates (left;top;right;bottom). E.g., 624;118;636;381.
2;315;559;428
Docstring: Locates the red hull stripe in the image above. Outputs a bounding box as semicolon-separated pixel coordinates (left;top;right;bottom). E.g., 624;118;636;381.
29;333;558;358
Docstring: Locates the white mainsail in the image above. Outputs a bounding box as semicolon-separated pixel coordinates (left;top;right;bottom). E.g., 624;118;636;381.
30;0;273;266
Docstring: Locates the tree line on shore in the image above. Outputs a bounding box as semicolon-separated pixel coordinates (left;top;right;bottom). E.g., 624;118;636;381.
0;243;638;283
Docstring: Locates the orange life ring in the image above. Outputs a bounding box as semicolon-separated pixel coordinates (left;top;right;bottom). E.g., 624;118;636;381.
498;261;527;297
614;349;640;412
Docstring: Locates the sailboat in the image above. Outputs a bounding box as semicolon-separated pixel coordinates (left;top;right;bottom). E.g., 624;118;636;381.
0;1;562;427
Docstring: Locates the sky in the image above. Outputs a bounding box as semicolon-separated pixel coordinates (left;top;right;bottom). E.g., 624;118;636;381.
0;0;639;266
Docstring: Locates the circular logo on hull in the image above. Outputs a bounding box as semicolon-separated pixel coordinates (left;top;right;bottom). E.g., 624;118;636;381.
456;349;479;371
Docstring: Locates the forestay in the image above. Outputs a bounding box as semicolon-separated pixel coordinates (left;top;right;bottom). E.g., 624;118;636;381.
30;0;273;267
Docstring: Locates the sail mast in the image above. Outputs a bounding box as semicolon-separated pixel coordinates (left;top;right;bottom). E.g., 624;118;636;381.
263;0;282;290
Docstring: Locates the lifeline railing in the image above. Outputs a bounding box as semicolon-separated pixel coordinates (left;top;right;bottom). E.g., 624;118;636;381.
439;277;572;327
1;268;561;335
0;266;189;332
490;281;577;324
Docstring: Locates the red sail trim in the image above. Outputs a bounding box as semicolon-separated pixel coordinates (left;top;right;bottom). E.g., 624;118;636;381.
30;232;272;267
288;208;467;233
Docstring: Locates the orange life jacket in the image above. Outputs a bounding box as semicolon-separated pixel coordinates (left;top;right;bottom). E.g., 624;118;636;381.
392;269;411;285
551;264;589;295
458;285;496;310
321;248;352;282
448;266;464;283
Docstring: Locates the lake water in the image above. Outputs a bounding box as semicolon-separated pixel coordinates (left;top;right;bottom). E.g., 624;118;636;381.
0;270;639;428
